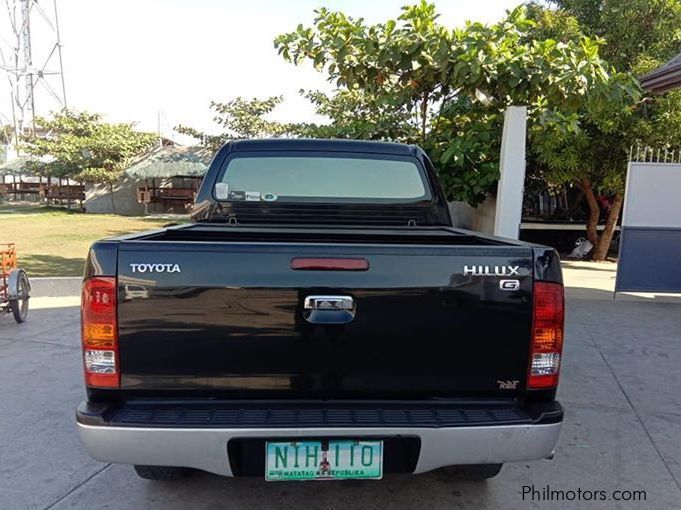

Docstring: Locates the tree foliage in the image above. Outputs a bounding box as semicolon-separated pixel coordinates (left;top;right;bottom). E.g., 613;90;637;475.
175;96;290;151
276;3;616;129
22;110;155;184
548;0;681;70
293;89;419;140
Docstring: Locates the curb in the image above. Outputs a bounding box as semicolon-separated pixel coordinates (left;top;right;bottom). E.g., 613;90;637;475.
29;277;81;298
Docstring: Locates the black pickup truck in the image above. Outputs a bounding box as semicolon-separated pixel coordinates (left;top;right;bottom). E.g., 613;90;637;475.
77;139;564;482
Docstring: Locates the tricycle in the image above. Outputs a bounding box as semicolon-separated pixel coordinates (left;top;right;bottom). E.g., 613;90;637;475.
1;243;30;323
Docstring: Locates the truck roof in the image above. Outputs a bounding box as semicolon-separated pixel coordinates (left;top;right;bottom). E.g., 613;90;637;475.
227;138;418;156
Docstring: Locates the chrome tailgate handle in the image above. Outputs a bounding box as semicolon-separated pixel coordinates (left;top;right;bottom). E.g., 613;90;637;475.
304;295;354;311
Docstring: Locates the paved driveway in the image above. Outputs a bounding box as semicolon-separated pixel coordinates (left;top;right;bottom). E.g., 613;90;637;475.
1;266;680;509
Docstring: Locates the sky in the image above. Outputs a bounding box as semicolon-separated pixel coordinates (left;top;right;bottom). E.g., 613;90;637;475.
2;0;521;141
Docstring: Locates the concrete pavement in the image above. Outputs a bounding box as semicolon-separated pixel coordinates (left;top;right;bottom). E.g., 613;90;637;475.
1;265;680;509
29;278;82;298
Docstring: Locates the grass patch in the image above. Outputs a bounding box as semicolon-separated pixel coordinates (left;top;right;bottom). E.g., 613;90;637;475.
1;203;174;277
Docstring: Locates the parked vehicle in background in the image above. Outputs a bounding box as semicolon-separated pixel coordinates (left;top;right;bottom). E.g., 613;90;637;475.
76;139;565;483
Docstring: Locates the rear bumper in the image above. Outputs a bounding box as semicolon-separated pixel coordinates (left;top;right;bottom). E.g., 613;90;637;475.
76;401;563;477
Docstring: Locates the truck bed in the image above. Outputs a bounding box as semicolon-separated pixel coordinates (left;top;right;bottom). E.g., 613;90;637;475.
119;223;516;246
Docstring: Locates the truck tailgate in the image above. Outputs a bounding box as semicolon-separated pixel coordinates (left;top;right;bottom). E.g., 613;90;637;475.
116;239;534;399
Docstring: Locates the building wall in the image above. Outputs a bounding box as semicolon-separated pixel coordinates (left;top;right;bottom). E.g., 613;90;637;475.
616;160;681;293
84;176;144;216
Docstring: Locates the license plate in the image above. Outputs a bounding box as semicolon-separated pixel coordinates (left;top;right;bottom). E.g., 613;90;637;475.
265;440;383;481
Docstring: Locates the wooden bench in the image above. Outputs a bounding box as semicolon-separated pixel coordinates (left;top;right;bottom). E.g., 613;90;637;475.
44;185;85;201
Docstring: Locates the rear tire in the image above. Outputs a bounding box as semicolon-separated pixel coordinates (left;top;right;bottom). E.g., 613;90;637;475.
133;465;191;481
443;464;503;480
9;271;29;323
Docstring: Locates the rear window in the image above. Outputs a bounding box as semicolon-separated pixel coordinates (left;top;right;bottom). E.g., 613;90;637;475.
214;154;430;204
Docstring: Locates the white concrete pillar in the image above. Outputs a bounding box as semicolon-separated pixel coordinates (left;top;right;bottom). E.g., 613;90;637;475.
494;106;527;239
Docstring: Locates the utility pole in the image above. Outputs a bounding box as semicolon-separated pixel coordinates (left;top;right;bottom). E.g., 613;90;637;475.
0;0;67;149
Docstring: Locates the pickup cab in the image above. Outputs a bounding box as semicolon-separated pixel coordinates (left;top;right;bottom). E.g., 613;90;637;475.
76;139;564;482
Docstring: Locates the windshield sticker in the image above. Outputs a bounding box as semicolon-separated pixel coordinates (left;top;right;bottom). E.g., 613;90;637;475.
262;192;278;202
215;182;230;200
245;191;261;202
228;190;246;201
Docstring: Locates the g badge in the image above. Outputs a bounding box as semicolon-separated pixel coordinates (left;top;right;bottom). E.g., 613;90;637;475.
499;279;520;291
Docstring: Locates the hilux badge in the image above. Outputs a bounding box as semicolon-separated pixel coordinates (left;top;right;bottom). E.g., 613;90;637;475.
463;265;520;277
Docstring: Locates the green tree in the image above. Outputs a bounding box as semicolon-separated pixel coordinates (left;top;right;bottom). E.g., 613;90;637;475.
549;0;681;70
527;0;681;260
23;110;155;212
292;89;419;141
175;96;290;150
274;2;633;206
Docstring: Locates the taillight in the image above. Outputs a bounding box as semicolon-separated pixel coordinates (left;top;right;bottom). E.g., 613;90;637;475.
81;277;119;388
528;282;564;389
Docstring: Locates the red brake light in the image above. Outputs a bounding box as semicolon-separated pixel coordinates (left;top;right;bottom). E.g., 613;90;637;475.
291;258;369;271
528;282;564;389
81;277;119;388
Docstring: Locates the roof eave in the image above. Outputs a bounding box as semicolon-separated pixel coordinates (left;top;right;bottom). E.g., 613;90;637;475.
639;51;681;94
640;67;681;94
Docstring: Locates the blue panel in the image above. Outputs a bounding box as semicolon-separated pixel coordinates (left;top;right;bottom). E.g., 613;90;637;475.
616;227;681;293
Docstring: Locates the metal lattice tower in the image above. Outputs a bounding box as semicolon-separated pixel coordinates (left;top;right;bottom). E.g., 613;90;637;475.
0;0;67;146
